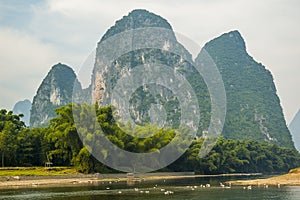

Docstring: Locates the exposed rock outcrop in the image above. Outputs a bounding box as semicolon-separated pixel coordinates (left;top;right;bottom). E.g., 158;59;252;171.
30;63;80;127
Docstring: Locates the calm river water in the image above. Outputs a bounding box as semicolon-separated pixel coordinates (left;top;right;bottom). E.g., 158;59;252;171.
1;177;300;200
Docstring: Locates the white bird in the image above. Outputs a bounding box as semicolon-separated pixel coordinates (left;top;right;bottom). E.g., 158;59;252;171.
164;191;174;195
247;185;252;190
263;184;268;189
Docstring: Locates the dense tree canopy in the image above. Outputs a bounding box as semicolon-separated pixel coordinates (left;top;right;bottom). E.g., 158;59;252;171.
0;104;299;174
0;109;25;167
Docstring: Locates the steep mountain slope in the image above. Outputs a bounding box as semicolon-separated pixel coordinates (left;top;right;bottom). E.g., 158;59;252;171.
289;110;300;151
100;9;173;42
91;10;293;148
30;63;80;127
202;30;293;148
30;10;294;148
12;99;31;126
90;9;210;131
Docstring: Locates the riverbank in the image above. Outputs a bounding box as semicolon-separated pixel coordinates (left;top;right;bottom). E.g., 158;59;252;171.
0;167;78;177
227;168;300;186
0;170;262;189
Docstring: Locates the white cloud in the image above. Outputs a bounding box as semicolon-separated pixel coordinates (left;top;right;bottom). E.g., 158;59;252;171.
0;28;59;109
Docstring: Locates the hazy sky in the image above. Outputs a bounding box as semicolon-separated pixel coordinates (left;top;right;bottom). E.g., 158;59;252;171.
0;0;299;123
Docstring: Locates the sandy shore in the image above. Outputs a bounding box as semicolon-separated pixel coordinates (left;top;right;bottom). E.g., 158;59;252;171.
0;173;261;189
0;177;100;189
227;169;300;186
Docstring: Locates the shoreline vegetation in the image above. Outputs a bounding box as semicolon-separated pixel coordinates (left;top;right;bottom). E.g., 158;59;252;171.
1;107;300;190
1;105;299;175
227;167;300;186
0;167;262;189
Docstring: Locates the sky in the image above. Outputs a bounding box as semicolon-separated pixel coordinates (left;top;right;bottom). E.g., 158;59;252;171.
0;0;299;124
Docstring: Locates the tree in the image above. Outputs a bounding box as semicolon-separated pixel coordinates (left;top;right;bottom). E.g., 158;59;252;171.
47;104;83;166
16;127;49;166
0;109;25;167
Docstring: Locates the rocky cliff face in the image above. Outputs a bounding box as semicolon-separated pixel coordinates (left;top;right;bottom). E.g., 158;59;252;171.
13;99;31;126
92;9;178;106
30;10;294;148
289;110;300;151
90;10;294;148
90;9;203;130
202;30;293;148
30;63;79;127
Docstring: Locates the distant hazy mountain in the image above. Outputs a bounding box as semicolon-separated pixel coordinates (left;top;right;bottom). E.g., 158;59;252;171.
12;99;31;126
289;110;300;151
30;63;80;127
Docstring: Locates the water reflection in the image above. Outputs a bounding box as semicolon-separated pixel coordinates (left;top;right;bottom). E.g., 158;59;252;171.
0;177;299;200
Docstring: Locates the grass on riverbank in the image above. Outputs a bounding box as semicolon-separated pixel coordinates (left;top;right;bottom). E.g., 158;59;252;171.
0;167;80;176
228;167;300;186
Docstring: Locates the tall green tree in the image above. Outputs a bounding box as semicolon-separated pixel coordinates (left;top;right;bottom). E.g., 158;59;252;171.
16;127;49;166
0;109;25;167
47;104;83;166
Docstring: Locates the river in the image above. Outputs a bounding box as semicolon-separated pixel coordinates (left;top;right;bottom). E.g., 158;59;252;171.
0;177;300;200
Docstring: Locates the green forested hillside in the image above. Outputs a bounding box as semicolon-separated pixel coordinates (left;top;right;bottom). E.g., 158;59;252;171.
202;30;293;148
